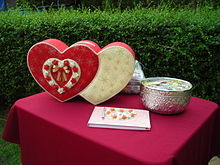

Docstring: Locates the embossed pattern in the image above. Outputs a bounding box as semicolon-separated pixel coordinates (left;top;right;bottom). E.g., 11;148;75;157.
140;77;192;114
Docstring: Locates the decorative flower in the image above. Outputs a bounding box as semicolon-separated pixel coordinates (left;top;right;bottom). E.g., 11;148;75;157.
53;85;59;90
44;65;50;70
110;108;116;111
52;60;59;65
105;108;137;120
119;109;124;112
72;66;78;73
63;86;69;91
48;81;55;86
45;76;51;81
112;115;118;119
71;78;77;84
58;88;64;94
64;60;69;66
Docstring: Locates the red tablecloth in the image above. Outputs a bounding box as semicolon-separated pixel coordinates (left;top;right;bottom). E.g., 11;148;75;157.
2;92;220;165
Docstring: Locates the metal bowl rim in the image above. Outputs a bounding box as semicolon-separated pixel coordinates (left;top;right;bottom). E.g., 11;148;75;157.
141;77;193;92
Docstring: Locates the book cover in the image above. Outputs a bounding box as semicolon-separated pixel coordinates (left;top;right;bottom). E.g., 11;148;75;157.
88;107;151;130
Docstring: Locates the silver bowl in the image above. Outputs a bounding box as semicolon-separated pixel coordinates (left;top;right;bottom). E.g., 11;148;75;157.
140;77;192;114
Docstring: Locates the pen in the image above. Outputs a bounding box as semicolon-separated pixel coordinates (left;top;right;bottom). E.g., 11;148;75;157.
102;107;106;119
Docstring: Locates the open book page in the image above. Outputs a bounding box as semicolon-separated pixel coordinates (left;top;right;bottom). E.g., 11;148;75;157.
88;107;151;130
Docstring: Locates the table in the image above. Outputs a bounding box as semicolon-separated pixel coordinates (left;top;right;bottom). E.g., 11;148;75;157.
2;92;220;165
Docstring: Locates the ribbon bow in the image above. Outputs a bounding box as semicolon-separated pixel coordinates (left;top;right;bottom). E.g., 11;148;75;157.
52;65;70;82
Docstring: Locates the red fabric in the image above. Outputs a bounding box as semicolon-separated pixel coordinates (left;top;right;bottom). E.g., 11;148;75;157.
2;93;220;165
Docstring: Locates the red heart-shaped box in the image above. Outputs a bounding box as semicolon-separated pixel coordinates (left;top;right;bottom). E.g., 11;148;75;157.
27;39;99;102
72;40;101;53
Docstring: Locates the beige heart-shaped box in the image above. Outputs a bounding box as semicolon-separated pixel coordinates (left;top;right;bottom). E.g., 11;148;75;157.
77;41;136;105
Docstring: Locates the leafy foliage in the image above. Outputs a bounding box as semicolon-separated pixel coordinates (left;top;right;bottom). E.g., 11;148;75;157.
15;0;220;10
0;7;219;110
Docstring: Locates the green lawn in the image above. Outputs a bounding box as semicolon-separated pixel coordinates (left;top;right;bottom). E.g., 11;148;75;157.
0;114;21;165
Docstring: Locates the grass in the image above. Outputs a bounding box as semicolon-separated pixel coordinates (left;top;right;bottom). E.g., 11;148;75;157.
0;113;21;165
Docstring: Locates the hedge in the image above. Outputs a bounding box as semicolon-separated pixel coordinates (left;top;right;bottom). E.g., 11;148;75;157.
16;0;220;10
0;7;219;110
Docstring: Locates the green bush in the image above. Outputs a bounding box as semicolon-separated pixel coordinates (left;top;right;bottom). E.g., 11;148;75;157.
0;7;219;110
16;0;220;10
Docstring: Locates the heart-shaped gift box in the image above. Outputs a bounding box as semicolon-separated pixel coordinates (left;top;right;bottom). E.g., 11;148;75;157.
27;39;135;104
